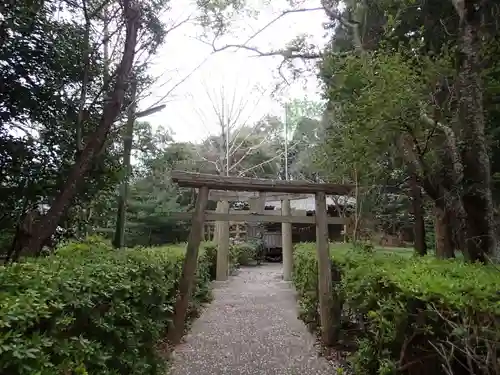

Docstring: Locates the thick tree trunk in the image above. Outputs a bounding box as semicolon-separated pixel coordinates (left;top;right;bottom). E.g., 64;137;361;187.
454;0;496;262
434;204;455;259
12;4;141;259
410;173;427;255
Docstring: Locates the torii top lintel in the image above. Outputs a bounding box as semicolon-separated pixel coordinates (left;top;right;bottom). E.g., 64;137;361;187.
170;170;355;195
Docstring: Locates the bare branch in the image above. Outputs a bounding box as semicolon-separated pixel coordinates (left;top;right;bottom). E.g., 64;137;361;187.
134;14;193;68
236;140;302;177
141;53;214;113
243;6;324;45
194;147;220;173
201;38;322;59
228;134;271;172
227;89;270;157
193;80;272;175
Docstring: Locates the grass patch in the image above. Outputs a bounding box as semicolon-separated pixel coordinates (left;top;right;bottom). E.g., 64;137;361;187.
330;242;414;256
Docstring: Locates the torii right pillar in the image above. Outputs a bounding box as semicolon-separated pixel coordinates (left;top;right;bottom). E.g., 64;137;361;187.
216;200;230;281
281;198;293;281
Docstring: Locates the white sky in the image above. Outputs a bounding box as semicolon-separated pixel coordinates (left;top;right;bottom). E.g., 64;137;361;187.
140;0;330;143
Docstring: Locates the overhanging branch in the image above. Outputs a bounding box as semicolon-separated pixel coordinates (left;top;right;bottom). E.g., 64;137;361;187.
198;6;325;60
203;40;322;59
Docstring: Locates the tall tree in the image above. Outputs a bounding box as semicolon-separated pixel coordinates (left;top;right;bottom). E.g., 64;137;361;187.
113;78;137;248
282;98;325;181
317;0;500;261
191;81;282;178
6;0;170;259
1;0;121;256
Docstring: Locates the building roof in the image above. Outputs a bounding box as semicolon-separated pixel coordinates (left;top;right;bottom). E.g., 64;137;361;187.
265;195;355;211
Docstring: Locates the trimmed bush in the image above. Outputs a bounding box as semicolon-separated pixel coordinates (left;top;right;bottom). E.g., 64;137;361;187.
0;237;211;375
232;242;262;266
200;241;218;280
293;243;500;375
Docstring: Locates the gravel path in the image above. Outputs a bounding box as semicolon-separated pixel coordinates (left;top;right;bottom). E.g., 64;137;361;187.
168;263;334;375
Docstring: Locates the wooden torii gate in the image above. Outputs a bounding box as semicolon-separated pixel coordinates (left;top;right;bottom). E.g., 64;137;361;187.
167;171;353;346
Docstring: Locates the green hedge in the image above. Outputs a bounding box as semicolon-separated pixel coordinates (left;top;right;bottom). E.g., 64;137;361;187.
202;241;262;279
202;241;238;279
293;243;500;375
231;241;263;266
0;237;212;375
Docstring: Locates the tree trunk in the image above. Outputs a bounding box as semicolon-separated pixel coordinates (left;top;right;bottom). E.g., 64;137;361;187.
113;78;137;249
12;4;141;259
352;166;360;245
76;14;91;153
410;173;427;255
455;0;496;262
434;204;454;259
